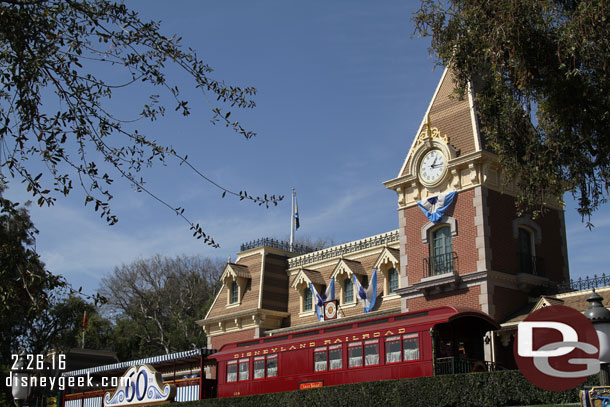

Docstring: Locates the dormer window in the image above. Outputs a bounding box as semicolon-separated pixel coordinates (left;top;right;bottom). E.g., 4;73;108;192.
220;263;251;307
303;288;313;312
291;269;326;316
230;280;239;304
373;247;401;297
343;278;354;304
388;268;399;294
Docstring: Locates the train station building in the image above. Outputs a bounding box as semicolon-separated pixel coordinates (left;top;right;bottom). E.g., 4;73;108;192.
59;67;607;406
197;67;571;366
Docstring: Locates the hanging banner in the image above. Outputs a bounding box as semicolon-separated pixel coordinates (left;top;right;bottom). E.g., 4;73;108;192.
310;280;335;321
417;191;457;223
353;269;377;313
104;365;176;406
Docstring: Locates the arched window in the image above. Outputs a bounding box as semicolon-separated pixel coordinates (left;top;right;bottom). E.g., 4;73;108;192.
344;278;354;304
230;280;239;304
518;227;535;274
387;268;399;294
430;225;453;276
303;288;313;312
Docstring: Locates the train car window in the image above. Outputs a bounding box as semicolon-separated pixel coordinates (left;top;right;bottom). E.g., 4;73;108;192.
329;344;342;370
395;311;428;321
237;339;261;347
263;335;289;343
324;324;352;333
348;341;363;368
238;358;249;381
358;318;389;328
385;335;402;363
267;354;278;377
364;339;380;366
293;330;319;338
253;356;265;379
314;346;328;372
227;361;238;382
403;333;420;361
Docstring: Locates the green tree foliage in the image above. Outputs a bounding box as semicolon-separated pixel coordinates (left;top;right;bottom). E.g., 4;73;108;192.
0;189;64;404
0;0;282;247
26;295;114;353
99;254;223;359
414;0;609;223
0;189;64;358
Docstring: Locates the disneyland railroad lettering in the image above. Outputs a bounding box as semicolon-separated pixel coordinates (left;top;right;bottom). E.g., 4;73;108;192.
232;327;409;358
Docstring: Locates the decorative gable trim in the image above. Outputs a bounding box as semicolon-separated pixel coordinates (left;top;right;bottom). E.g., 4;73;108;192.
330;259;367;281
291;269;325;290
396;67;449;178
373;247;400;271
220;263;251;283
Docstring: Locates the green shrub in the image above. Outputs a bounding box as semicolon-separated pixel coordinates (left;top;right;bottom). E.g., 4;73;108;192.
175;370;598;407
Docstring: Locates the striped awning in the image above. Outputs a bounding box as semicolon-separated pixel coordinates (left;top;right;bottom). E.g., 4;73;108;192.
62;348;216;377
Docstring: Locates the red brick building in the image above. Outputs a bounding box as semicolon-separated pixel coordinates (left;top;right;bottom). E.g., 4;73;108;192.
196;68;570;363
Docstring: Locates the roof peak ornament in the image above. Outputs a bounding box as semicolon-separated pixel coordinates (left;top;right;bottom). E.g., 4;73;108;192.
417;114;448;146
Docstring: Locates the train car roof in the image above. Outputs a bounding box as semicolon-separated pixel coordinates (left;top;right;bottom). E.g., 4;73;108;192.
211;306;498;358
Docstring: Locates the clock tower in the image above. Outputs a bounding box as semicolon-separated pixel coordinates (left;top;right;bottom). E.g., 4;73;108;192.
384;68;570;325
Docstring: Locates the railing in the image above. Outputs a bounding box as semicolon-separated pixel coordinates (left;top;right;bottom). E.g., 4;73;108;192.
240;238;315;254
556;273;610;294
434;357;501;375
423;252;458;278
287;230;400;268
518;253;544;276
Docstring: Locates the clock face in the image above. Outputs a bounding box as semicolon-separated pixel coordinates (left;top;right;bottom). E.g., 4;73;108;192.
324;301;337;320
419;149;446;184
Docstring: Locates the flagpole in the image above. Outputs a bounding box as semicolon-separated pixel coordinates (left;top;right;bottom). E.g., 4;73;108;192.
289;188;295;252
82;310;86;349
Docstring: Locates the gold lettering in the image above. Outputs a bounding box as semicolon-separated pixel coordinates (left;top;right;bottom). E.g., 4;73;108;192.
246;352;251;357
263;349;268;354
385;330;394;336
309;342;316;347
300;343;307;349
254;351;260;356
289;345;297;351
324;339;331;345
398;328;406;334
334;338;342;344
373;332;381;338
353;335;360;341
362;333;370;339
271;348;278;353
233;354;239;359
280;347;286;352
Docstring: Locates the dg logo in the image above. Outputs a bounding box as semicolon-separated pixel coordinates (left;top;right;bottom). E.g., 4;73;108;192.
514;305;600;391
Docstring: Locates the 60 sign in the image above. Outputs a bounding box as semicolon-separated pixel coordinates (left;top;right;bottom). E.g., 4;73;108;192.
124;369;148;402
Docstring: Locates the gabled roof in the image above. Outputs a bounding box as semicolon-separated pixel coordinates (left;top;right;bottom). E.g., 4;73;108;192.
502;287;610;326
291;268;326;289
330;258;367;280
395;67;482;179
374;247;400;270
220;262;250;281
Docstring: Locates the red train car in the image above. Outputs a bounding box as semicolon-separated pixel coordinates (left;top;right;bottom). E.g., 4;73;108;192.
210;306;499;398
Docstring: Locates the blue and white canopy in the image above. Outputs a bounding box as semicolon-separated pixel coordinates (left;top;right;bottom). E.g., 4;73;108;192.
62;348;215;377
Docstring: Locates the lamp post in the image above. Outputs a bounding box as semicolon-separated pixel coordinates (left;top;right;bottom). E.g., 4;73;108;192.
11;352;32;407
584;289;610;386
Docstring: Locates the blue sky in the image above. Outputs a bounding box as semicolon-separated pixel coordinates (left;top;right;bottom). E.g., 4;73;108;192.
4;1;609;296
